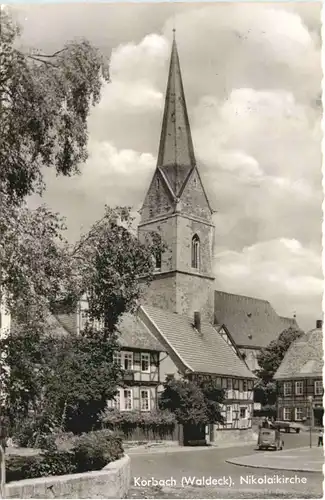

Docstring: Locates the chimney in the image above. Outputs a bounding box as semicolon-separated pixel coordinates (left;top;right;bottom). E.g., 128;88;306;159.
194;311;201;333
316;319;323;329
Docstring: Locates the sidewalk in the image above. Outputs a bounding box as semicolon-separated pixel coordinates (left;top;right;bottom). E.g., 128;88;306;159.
125;439;257;455
226;446;324;473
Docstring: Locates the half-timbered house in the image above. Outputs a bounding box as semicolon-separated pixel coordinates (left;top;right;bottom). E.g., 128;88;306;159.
274;320;323;427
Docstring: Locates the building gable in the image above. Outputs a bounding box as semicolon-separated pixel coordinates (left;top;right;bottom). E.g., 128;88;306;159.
178;167;212;221
140;169;174;222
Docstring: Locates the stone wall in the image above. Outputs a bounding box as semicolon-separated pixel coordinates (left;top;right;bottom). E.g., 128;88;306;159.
6;454;130;499
212;428;257;444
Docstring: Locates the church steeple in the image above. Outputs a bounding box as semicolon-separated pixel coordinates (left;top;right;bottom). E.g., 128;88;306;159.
157;32;196;197
138;33;215;322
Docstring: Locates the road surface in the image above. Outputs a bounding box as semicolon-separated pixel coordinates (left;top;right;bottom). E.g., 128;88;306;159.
128;432;323;498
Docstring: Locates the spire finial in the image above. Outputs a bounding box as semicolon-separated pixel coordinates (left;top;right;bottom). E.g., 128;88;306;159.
172;27;176;40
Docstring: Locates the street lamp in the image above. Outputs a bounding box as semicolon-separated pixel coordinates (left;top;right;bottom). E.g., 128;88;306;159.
308;396;313;448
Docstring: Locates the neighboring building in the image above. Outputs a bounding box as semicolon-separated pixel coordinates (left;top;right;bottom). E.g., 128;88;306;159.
274;320;323;427
138;305;255;436
53;303;166;413
214;291;299;372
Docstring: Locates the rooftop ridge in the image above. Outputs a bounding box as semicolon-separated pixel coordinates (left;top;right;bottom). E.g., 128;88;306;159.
214;289;271;305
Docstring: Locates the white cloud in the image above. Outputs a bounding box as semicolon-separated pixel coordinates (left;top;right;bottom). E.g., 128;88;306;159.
215;238;322;328
21;2;321;331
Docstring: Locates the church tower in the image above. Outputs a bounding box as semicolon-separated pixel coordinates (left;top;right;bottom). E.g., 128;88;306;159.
138;33;215;321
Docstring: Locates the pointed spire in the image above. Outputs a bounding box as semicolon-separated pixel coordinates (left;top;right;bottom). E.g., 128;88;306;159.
157;33;196;196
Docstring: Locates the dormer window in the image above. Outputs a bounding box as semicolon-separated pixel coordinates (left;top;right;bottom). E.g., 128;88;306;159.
191;234;200;269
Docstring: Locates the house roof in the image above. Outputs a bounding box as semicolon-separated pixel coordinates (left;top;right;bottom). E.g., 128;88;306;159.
141;305;256;379
214;290;300;349
274;327;323;380
116;313;165;352
54;310;165;353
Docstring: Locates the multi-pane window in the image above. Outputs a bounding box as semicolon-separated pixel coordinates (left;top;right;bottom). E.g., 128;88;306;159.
123;353;133;370
314;380;323;395
295;408;303;421
295;381;304;395
113;352;133;371
123;389;133;410
191;235;200;269
283;408;291;421
226;405;232;423
240;407;247;419
141;353;150;373
243;380;248;392
113;352;121;366
283;382;292;396
140;389;150;411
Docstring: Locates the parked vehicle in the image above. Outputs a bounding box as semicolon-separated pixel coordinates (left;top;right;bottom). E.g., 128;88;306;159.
257;428;284;451
272;421;301;433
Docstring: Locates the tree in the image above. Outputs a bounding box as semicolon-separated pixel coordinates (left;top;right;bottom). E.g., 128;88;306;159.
1;9;109;203
0;207;164;433
254;327;304;408
159;377;225;426
0;9;110;321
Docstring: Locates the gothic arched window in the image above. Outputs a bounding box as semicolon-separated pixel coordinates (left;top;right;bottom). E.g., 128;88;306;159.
191;234;200;269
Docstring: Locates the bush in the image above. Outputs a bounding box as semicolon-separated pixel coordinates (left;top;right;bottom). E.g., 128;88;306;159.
11;413;58;448
72;429;123;473
26;450;77;478
6;429;124;483
101;408;176;428
6;455;42;483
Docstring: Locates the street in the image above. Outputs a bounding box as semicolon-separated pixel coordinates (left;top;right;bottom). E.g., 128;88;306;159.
128;432;323;498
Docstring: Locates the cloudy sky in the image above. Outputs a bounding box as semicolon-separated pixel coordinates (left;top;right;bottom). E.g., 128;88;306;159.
11;2;322;331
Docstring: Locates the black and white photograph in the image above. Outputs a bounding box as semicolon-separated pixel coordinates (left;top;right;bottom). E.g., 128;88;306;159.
0;1;323;499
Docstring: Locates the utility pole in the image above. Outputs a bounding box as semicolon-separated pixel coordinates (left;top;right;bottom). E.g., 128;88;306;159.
308;396;313;448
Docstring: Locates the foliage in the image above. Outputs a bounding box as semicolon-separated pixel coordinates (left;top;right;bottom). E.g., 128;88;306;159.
0;11;164;438
254;327;304;406
72;429;123;472
6;430;123;483
101;408;176;428
6;454;43;483
253;405;277;419
0;9;109;203
159;377;225;426
11;412;58;448
1;206;164;432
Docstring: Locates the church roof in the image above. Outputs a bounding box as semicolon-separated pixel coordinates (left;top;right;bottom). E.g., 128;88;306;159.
214;290;299;349
140;304;256;379
274;326;323;380
157;35;196;197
